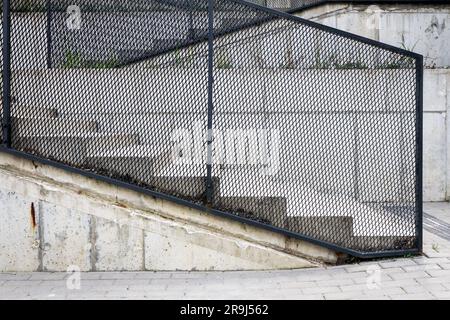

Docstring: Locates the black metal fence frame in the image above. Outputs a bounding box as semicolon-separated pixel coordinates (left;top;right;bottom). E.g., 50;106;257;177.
286;0;450;12
0;0;423;258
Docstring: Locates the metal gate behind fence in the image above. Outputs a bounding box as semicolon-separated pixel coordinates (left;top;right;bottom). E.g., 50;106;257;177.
1;0;422;257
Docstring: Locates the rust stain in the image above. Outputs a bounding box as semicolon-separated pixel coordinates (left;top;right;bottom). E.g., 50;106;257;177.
115;202;128;209
30;202;37;230
31;161;39;169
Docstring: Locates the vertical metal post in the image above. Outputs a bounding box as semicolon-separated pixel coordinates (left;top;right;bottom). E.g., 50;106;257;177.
2;0;12;147
187;0;194;41
46;0;52;68
353;115;359;201
416;55;424;253
206;0;214;204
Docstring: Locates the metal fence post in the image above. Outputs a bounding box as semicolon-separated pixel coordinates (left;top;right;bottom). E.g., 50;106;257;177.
206;0;215;204
2;0;12;148
416;55;424;253
46;0;52;68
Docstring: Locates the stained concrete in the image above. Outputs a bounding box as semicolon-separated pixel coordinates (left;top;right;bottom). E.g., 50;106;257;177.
0;151;338;272
296;3;450;68
0;190;40;272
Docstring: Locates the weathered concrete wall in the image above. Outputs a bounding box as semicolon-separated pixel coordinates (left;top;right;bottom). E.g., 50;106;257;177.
0;151;339;272
4;6;448;205
422;69;450;201
296;4;450;68
11;68;419;204
13;68;441;201
295;4;450;200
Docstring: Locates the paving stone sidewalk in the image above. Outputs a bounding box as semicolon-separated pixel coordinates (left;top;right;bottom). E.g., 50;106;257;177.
1;202;450;300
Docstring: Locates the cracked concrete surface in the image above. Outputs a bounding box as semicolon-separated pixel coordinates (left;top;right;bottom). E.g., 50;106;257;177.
0;203;448;300
0;152;337;272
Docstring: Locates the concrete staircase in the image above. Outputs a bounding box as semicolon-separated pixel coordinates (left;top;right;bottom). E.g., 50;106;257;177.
2;0;423;255
6;102;416;254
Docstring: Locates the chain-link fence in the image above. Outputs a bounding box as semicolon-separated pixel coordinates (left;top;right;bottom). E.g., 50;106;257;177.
1;0;422;257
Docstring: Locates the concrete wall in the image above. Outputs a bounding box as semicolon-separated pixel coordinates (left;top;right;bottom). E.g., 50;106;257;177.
0;151;339;272
5;6;449;200
8;5;450;69
296;3;450;68
12;68;418;203
295;4;450;200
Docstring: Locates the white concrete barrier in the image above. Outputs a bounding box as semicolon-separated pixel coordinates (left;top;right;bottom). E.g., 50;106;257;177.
0;151;337;271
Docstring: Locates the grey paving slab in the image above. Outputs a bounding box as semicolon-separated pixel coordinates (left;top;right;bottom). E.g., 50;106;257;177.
0;202;449;300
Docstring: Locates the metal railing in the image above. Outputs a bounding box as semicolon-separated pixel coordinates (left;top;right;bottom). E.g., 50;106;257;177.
1;0;423;258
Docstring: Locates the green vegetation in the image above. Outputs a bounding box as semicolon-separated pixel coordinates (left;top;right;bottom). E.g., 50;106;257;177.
313;48;333;69
281;48;296;69
400;34;419;53
62;50;118;69
62;51;82;69
373;36;417;69
311;46;417;70
334;61;368;70
173;49;184;67
172;48;195;68
216;50;233;69
313;48;369;70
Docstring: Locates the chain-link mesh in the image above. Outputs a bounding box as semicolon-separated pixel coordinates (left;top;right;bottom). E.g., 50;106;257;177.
9;0;212;202
2;0;421;256
210;0;420;253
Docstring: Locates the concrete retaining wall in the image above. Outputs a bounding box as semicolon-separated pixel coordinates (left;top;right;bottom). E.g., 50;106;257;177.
7;7;446;200
12;68;419;203
0;151;339;272
296;3;450;68
295;3;450;201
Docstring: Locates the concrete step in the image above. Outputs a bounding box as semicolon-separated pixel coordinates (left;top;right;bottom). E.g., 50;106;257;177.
288;215;416;252
11;117;98;137
216;172;416;249
216;196;286;225
11;105;59;118
286;216;354;247
214;197;355;246
219;169;416;237
85;146;172;181
85;147;219;200
13;133;139;166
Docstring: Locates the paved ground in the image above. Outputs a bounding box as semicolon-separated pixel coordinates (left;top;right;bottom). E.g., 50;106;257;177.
1;202;449;300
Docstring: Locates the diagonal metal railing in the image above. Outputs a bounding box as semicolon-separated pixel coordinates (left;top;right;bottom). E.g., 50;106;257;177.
1;0;423;258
